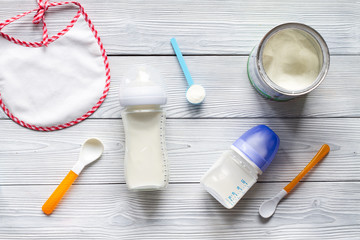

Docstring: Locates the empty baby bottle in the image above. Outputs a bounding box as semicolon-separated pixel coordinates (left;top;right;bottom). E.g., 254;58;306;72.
200;125;280;209
119;66;168;191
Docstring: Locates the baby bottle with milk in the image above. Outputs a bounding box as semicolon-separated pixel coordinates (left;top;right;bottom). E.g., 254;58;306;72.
119;66;168;191
200;125;280;209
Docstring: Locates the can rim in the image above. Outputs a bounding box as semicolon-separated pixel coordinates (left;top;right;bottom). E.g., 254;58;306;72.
256;22;330;96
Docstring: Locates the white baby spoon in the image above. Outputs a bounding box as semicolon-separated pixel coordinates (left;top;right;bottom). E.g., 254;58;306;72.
42;138;104;215
259;144;330;218
171;38;206;104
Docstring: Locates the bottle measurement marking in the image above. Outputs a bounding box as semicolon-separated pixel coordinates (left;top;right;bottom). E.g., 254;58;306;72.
225;179;249;205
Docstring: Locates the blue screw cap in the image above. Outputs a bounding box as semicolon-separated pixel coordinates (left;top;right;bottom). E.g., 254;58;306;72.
232;125;280;172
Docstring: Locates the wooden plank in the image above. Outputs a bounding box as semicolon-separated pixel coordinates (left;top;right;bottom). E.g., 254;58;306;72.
0;183;359;239
0;0;359;55
0;118;359;185
0;55;359;119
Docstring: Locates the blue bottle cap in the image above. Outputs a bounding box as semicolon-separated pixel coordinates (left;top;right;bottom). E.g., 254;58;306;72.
232;125;280;172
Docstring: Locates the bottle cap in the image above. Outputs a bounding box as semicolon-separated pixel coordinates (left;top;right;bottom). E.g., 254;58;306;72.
232;125;280;172
119;65;167;107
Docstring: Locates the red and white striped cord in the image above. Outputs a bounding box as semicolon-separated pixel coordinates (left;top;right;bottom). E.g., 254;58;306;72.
33;0;50;46
0;1;111;131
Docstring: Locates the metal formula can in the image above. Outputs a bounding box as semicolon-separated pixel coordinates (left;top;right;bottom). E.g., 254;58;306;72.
247;23;330;101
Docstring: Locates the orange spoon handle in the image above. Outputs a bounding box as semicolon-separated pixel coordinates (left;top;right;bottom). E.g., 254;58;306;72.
284;144;330;193
42;170;78;215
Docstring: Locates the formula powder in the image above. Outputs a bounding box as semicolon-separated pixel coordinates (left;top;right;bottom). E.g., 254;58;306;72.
262;28;322;91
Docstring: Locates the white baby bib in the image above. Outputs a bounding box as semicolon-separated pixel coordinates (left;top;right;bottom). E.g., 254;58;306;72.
0;0;110;131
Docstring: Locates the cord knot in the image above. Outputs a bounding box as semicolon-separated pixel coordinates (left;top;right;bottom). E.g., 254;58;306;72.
33;0;50;24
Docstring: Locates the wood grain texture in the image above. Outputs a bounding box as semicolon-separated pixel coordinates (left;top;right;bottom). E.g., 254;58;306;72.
0;0;359;55
0;1;359;239
0;118;359;185
0;55;359;119
0;183;359;239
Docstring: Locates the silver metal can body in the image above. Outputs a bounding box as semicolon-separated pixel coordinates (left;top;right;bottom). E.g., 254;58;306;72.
247;23;330;101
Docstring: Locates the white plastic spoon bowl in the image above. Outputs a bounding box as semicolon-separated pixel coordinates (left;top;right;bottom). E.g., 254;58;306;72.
259;189;287;218
73;138;104;173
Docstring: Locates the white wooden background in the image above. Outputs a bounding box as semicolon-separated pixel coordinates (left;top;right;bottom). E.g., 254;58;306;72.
1;0;360;239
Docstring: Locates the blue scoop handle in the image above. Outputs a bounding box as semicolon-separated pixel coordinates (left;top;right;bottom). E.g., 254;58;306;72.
170;38;194;86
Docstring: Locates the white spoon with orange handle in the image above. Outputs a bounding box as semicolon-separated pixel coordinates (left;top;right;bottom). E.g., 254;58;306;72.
42;138;104;215
259;144;330;218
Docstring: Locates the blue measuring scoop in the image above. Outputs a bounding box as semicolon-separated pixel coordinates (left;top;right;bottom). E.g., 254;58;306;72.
171;38;206;104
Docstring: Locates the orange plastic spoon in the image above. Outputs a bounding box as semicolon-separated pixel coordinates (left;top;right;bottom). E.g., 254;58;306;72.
42;138;104;215
259;144;330;218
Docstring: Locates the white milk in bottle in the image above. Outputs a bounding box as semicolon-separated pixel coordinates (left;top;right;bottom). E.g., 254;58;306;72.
119;66;168;190
201;125;280;209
